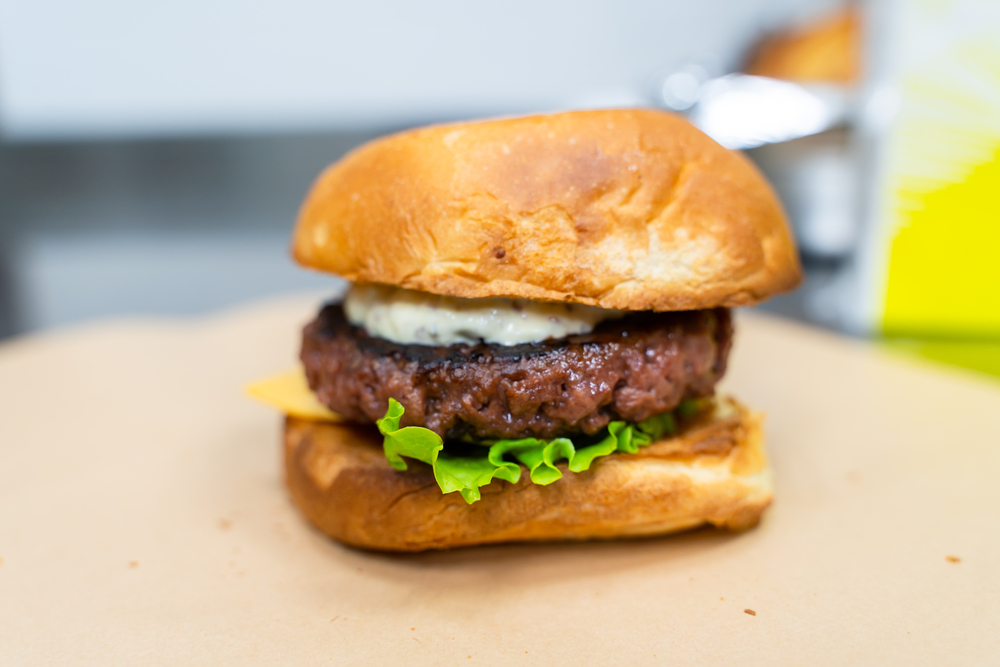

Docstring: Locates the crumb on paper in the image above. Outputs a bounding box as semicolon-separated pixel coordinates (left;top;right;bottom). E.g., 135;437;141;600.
946;555;961;563
128;561;139;569
330;616;339;622
218;519;232;530
744;609;756;616
720;597;724;601
410;627;415;631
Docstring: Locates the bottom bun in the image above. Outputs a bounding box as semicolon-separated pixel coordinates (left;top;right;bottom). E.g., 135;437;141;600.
283;397;773;552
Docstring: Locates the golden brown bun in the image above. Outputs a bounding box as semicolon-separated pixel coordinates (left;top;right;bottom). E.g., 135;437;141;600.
745;7;861;84
292;109;801;312
284;398;773;552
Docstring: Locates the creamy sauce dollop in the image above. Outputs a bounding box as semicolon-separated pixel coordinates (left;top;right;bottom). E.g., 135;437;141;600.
343;284;625;346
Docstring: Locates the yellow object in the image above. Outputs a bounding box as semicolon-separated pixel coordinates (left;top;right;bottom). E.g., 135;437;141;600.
885;339;1000;381
881;39;1000;339
246;368;342;422
885;148;1000;338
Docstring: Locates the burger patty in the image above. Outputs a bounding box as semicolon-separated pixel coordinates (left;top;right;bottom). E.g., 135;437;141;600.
301;304;732;441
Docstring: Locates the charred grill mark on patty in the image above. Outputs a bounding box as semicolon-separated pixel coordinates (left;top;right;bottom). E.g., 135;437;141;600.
302;304;732;441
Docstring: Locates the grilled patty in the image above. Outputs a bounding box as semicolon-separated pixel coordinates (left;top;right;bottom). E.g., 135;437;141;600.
301;304;732;441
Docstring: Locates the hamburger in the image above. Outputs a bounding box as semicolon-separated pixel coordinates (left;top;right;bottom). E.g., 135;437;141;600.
250;109;801;552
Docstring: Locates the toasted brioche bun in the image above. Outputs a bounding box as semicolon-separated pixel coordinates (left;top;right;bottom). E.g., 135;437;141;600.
284;398;772;552
745;7;860;84
292;109;801;312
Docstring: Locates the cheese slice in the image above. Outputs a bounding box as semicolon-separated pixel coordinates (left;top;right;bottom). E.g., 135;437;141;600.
246;367;342;422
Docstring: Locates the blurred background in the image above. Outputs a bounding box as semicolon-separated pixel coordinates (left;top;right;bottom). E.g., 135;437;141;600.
1;0;997;376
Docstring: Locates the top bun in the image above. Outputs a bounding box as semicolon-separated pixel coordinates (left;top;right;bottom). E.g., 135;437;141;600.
292;109;801;312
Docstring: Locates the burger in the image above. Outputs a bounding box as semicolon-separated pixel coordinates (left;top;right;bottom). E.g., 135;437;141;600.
249;109;801;552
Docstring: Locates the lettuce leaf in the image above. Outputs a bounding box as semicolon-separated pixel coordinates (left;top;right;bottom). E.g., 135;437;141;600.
637;411;677;441
377;398;520;503
377;398;689;504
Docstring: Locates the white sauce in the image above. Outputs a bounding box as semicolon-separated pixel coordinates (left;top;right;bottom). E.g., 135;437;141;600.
343;284;625;346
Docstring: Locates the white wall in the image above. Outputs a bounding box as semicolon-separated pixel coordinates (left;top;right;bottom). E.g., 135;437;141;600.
14;230;343;331
0;0;842;140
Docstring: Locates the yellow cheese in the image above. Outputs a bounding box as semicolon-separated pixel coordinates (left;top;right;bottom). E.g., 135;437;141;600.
245;367;342;422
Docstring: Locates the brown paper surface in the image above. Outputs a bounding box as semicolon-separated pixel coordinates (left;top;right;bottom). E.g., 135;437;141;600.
1;295;998;665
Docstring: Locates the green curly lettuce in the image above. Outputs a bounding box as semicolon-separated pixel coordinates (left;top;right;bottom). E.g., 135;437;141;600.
376;398;520;503
377;398;692;504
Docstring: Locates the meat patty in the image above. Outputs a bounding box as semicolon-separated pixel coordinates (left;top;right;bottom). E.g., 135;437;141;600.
301;304;732;441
